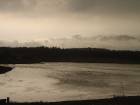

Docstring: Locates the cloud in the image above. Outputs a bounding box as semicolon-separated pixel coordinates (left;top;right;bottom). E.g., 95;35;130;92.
49;34;140;50
67;0;96;12
70;35;139;41
72;34;83;40
0;0;66;16
0;0;31;12
98;35;138;41
0;40;48;47
0;34;139;50
0;0;140;17
67;0;140;14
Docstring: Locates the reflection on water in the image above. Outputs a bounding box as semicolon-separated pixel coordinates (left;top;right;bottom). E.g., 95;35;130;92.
0;63;140;102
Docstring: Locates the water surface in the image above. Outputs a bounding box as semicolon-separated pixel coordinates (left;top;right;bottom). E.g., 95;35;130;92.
0;63;140;102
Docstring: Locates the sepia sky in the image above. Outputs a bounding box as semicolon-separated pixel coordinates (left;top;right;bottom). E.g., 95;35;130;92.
0;0;140;50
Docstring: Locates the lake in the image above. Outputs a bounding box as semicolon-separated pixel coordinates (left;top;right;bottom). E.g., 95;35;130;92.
0;63;140;102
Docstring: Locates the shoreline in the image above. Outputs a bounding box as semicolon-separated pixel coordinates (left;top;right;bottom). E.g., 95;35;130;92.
3;96;140;105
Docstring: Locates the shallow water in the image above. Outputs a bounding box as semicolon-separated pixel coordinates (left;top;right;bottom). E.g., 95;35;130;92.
0;63;140;102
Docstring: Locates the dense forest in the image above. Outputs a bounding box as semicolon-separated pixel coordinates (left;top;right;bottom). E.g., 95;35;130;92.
0;47;140;64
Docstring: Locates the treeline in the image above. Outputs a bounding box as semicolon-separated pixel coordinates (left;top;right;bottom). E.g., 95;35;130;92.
0;47;140;64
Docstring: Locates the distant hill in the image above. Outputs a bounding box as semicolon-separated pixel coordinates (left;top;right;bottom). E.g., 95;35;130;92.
0;47;140;64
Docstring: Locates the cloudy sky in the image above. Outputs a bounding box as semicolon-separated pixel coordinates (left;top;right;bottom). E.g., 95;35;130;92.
0;0;140;50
